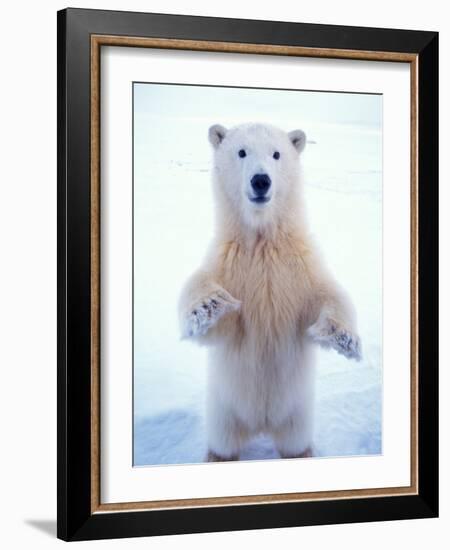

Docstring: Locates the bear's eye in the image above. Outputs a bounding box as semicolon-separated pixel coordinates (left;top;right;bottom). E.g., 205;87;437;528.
273;151;280;160
238;149;246;158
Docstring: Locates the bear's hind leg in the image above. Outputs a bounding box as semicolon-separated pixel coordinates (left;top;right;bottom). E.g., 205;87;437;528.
272;407;314;460
205;403;250;463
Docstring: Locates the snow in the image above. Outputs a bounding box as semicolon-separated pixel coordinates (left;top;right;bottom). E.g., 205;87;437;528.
132;84;382;466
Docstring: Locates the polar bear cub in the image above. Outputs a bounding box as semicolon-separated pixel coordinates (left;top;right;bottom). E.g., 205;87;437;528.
179;122;361;462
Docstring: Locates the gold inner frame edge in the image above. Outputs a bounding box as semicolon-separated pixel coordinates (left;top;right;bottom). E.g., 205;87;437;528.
90;34;419;514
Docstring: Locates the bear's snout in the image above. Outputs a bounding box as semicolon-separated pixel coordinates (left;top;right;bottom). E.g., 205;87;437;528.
250;174;271;197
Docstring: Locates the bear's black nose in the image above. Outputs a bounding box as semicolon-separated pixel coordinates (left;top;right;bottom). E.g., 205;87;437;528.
251;174;271;196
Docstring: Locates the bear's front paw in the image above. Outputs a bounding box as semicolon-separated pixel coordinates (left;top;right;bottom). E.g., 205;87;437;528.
308;318;362;361
182;289;241;339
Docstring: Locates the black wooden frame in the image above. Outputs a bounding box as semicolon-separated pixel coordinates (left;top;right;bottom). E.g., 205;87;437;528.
57;7;438;541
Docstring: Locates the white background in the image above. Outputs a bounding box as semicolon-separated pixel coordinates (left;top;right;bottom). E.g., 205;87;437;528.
0;0;447;548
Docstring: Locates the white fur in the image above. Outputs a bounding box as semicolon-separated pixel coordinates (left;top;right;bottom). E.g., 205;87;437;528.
179;122;361;460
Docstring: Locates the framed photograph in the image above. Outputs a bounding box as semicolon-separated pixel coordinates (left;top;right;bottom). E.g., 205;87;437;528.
57;8;438;541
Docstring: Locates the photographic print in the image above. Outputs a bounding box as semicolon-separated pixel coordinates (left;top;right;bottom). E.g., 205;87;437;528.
133;82;382;466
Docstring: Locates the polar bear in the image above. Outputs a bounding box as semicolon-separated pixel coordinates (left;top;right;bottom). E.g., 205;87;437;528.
179;122;361;462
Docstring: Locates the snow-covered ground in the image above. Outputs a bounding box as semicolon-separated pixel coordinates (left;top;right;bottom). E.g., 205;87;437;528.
133;84;382;466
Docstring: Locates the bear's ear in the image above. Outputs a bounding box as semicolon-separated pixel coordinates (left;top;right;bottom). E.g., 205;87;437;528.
209;124;228;149
288;129;306;154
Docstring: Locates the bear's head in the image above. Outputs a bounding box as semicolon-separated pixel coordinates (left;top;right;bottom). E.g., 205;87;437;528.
208;122;306;231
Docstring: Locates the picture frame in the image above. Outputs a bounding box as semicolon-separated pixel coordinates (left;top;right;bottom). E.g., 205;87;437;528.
57;7;439;541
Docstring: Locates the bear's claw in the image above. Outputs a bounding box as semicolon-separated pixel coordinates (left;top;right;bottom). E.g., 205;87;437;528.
308;318;362;361
182;290;240;339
